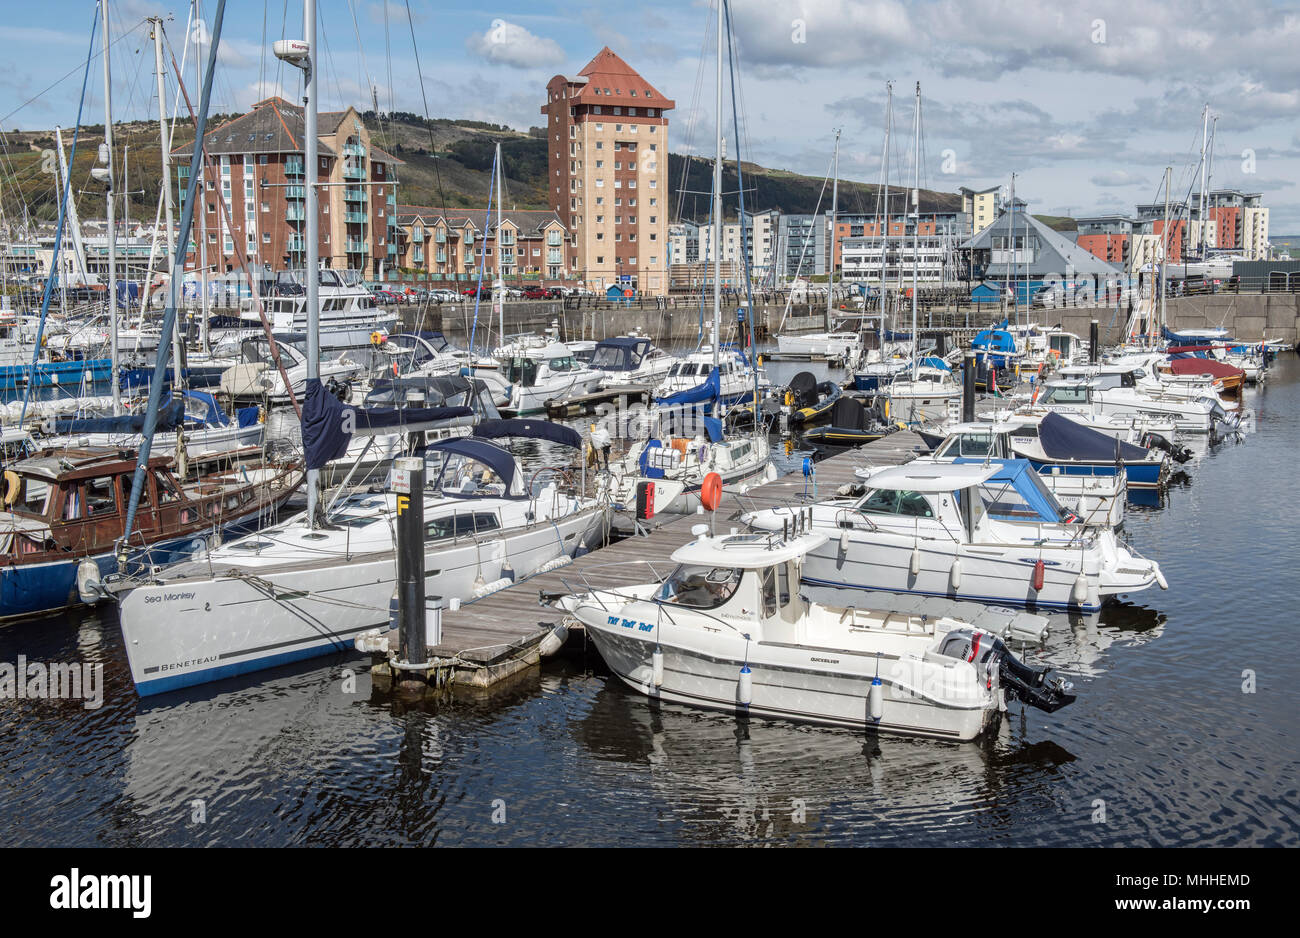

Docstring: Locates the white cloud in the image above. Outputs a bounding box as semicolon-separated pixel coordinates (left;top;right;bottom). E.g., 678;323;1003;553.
466;19;566;69
1091;169;1147;187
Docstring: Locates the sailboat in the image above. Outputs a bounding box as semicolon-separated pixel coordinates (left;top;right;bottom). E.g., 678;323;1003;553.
610;3;774;514
773;130;864;362
110;4;609;695
880;83;960;425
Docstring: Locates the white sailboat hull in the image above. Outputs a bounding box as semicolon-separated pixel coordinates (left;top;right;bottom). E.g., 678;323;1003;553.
118;507;607;695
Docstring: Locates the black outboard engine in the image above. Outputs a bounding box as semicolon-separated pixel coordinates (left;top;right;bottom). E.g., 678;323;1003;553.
936;629;1076;714
1140;430;1193;464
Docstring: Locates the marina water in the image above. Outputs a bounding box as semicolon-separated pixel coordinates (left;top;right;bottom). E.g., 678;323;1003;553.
2;355;1297;846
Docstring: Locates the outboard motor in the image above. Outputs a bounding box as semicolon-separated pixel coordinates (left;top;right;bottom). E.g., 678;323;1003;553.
936;628;1076;714
1140;431;1193;464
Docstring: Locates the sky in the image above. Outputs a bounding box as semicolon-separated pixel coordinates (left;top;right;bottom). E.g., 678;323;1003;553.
3;0;1299;231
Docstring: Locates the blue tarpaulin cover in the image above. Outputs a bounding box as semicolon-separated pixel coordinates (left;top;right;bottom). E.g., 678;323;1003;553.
1038;411;1148;462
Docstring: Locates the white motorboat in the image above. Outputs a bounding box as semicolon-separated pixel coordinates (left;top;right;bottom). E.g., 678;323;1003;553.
1036;375;1229;435
563;528;1075;740
588;334;678;389
240;267;397;344
114;427;610;695
919;420;1130;528
743;461;1166;612
775;331;862;360
501;341;604;415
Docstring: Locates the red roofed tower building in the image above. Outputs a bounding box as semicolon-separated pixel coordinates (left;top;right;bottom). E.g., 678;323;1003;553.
542;47;675;296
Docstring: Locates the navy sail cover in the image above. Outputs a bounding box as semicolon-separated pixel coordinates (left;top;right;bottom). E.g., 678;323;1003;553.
1038;411;1148;461
473;418;582;449
301;378;473;470
53;400;186;435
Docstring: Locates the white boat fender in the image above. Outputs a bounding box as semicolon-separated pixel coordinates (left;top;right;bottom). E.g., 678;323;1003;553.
538;619;570;658
472;577;513;598
1155;567;1168;590
868;676;884;722
839;530;850;554
1072;572;1088;605
949;559;962;591
652;648;664;688
737;666;752;707
76;558;104;605
909;546;921;578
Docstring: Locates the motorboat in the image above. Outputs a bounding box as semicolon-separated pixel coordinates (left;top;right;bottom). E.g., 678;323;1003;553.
2;445;302;621
932;413;1171;490
501;341;604;415
917;420;1134;528
562;527;1075;740
113;418;610;695
1036;374;1230;435
238;267;397;344
775;331;862;360
743;460;1167;612
588;334;678;389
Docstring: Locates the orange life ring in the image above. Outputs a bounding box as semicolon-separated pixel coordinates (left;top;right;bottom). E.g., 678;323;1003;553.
700;472;723;512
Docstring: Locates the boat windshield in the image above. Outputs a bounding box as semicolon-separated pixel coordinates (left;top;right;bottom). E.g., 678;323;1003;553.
655;564;741;609
590;345;633;370
936;432;1000;458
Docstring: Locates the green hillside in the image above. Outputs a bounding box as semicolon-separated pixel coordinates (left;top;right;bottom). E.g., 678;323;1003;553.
2;112;969;228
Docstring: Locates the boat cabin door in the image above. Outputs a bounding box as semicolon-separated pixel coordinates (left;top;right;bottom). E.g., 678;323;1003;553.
758;561;801;642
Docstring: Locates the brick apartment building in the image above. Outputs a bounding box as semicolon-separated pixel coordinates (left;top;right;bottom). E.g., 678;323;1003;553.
1076;190;1270;268
391;206;570;284
171;96;401;278
541;47;675;296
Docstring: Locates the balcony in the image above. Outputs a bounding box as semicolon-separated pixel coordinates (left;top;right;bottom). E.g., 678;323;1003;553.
285;205;306;222
343;164;366;180
286;236;305;252
285;185;305;200
344;188;366;202
284;157;304;176
344;211;368;224
343;142;366;158
346;240;367;253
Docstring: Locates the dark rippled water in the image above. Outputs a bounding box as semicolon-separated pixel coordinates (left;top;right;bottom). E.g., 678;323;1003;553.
2;355;1298;846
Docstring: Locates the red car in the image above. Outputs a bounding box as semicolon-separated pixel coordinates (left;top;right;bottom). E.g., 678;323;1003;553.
523;287;549;299
461;286;491;298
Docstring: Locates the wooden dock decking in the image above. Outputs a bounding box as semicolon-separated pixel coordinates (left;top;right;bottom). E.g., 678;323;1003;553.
367;429;928;692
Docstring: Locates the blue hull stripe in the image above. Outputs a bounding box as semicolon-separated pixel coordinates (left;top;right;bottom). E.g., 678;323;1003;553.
135;635;365;696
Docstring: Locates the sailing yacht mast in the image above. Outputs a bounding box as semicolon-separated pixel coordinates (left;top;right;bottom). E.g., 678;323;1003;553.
909;81;920;381
710;0;722;368
100;0;120;414
1198;104;1209;260
877;83;892;337
827;128;839;331
493;141;504;347
304;0;321;527
151;16;182;388
1160;165;1171;342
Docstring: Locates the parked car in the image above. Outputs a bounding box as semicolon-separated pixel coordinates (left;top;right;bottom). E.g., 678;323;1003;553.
462;286;491;299
523;287;549;299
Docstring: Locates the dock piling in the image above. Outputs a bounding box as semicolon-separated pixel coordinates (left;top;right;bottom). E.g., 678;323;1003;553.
393;456;427;685
962;352;976;423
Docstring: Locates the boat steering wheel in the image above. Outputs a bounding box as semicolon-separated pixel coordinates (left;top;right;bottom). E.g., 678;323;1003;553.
529;466;574;494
